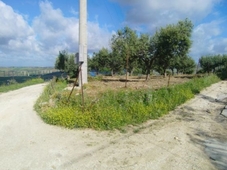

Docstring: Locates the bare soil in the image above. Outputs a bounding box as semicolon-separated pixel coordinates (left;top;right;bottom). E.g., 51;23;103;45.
82;76;191;97
0;80;227;170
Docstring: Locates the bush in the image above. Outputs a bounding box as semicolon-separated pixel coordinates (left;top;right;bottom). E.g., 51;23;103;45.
35;75;220;130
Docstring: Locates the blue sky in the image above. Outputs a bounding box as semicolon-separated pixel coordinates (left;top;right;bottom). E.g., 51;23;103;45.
0;0;227;67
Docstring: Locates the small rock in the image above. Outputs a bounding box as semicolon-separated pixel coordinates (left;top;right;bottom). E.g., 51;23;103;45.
174;136;179;140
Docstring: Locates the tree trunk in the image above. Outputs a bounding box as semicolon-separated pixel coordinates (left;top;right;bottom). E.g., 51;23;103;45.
164;70;167;78
130;68;134;76
144;58;155;81
167;73;171;87
145;68;150;80
171;69;174;75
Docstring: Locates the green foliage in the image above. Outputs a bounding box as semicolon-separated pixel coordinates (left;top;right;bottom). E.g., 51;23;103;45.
40;107;77;129
0;78;44;93
137;33;154;77
35;75;219;130
216;55;227;79
89;48;111;74
89;19;193;78
65;54;77;78
55;50;77;78
169;56;196;74
153;19;193;75
91;19;193;79
111;26;139;75
55;50;68;71
107;51;124;76
199;54;227;79
199;56;214;73
35;77;67;106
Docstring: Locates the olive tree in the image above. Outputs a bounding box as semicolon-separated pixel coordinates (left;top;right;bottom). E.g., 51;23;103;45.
154;19;193;77
111;26;139;76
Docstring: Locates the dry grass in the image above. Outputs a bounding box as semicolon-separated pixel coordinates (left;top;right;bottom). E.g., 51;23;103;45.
72;75;192;97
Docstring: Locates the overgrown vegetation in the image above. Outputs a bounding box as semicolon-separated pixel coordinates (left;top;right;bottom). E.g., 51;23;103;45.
0;78;44;93
35;75;220;130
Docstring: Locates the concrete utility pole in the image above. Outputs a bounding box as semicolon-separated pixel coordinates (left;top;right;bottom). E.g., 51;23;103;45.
79;0;87;84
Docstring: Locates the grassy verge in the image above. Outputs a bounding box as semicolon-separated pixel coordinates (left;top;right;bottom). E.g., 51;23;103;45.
0;78;44;93
35;75;220;130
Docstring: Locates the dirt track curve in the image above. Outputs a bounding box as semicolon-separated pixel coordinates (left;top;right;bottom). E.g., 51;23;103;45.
0;82;227;170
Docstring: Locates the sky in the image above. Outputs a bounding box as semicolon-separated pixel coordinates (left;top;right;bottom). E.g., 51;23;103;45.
0;0;227;67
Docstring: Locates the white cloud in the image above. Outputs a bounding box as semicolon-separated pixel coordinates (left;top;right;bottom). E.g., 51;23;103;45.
0;1;112;66
113;0;221;32
190;20;227;61
0;0;226;66
87;22;112;52
32;1;79;55
0;1;36;51
0;2;33;39
33;1;112;55
113;0;226;61
0;1;43;66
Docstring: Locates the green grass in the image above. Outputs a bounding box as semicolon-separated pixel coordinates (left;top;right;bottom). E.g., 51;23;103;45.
35;75;220;130
0;78;45;93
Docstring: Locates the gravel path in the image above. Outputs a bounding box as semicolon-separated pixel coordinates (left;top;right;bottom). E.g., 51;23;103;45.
0;82;227;170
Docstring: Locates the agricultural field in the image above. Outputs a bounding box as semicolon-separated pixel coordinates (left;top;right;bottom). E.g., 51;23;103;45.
85;75;193;96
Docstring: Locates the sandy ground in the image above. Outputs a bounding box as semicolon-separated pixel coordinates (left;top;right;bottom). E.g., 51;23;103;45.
0;81;227;170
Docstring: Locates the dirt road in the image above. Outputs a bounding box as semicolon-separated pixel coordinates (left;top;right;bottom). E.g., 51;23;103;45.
0;82;227;170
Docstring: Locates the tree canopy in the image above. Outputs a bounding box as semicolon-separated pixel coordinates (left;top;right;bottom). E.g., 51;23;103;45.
55;19;224;80
199;54;227;74
151;19;193;77
111;26;139;75
55;50;77;78
88;19;194;78
55;50;68;72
